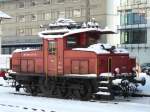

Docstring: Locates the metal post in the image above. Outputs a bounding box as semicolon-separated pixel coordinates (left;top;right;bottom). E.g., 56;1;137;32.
0;11;12;54
85;0;90;23
0;19;2;54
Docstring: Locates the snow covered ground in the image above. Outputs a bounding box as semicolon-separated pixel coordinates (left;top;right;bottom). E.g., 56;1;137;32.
0;73;150;112
0;55;11;70
137;73;150;95
0;85;150;112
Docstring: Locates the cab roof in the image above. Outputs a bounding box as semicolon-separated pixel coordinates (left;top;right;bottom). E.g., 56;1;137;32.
38;27;116;39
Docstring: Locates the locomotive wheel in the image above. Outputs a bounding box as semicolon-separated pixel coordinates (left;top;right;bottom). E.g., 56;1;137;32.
39;79;53;96
79;82;92;100
23;86;31;93
23;84;38;96
65;88;73;99
72;89;81;99
31;87;38;96
39;83;50;96
27;85;38;96
52;85;62;98
59;86;68;98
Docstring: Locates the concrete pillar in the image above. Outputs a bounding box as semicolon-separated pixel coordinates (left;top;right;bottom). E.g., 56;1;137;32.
0;11;12;54
106;0;120;46
0;21;2;54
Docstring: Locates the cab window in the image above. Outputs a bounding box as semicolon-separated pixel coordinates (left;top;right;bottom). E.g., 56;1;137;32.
66;36;78;48
48;41;56;55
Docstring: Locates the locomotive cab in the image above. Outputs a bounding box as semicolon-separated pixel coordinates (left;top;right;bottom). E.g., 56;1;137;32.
41;28;120;77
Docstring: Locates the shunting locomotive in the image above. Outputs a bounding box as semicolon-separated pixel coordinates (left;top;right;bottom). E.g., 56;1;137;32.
9;19;145;100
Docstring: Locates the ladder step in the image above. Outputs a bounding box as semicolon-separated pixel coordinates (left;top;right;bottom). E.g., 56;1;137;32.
98;87;110;92
99;81;109;84
98;87;108;89
96;91;111;96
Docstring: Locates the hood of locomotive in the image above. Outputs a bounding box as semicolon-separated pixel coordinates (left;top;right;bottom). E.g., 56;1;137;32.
72;43;136;76
97;53;136;75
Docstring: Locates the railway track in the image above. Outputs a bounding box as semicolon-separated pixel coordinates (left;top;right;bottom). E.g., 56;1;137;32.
2;78;150;102
10;90;150;105
0;103;56;112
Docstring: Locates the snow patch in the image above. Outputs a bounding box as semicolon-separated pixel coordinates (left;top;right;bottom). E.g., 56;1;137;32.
96;91;111;95
73;43;129;54
0;77;9;87
13;48;38;53
64;74;97;77
38;28;116;39
0;11;11;19
99;73;113;77
112;79;122;85
0;55;11;70
137;73;150;95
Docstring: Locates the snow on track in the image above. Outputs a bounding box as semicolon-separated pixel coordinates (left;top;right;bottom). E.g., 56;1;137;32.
0;73;150;112
0;86;150;112
137;73;150;95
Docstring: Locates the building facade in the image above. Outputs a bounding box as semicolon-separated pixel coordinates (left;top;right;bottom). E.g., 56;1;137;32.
118;0;150;64
0;0;119;54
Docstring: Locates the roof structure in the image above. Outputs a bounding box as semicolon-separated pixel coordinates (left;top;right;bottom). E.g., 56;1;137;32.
38;28;116;39
0;11;11;19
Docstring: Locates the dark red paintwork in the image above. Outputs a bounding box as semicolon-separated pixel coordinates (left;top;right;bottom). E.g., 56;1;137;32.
11;30;136;77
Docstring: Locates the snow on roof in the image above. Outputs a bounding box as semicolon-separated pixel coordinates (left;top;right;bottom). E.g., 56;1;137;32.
0;11;11;19
38;29;69;38
13;48;38;53
73;43;129;54
64;74;97;77
52;18;77;26
38;28;116;39
0;55;11;70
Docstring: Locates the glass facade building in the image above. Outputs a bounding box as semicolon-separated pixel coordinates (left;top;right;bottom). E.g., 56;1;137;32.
0;0;110;54
118;0;150;64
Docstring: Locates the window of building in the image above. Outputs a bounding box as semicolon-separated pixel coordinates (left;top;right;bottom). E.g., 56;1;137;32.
120;9;147;25
56;0;65;4
72;0;79;2
43;0;52;4
141;0;147;4
65;7;73;18
134;0;141;4
31;14;37;21
73;9;81;17
48;41;56;55
120;0;128;6
133;11;146;24
2;47;11;54
58;11;65;18
25;28;32;36
31;28;39;35
121;29;147;44
0;2;4;9
17;29;25;36
44;12;51;20
51;10;58;20
18;2;25;8
127;0;134;5
148;0;150;3
18;15;25;22
121;0;147;6
30;0;36;6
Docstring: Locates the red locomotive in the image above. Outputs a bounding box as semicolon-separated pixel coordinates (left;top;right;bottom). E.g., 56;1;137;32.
9;19;145;100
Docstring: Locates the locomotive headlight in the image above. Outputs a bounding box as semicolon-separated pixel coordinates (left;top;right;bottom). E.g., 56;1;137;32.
132;67;136;72
114;67;120;74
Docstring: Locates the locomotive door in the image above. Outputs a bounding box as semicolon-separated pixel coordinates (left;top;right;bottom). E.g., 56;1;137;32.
47;40;57;76
108;57;112;72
